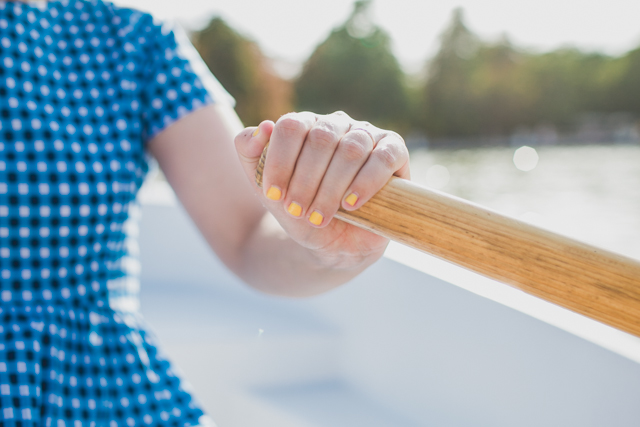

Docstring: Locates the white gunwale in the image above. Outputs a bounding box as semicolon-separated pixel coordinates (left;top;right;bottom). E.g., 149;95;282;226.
385;241;640;364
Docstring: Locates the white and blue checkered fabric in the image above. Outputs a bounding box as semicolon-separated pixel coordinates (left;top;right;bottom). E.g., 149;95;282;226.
0;1;219;425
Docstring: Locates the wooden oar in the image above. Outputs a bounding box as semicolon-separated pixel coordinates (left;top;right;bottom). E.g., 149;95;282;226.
255;145;640;338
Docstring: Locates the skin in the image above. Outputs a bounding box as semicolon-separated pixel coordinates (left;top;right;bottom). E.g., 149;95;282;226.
8;0;411;297
149;104;410;297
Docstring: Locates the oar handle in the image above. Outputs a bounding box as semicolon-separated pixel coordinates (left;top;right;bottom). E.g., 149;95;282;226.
256;143;640;337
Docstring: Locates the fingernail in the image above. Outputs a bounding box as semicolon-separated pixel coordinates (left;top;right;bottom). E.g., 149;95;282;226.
252;127;260;137
309;211;323;226
345;193;358;206
287;202;302;217
266;186;281;201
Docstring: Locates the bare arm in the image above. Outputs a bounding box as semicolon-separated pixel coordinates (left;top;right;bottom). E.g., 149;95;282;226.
147;103;409;297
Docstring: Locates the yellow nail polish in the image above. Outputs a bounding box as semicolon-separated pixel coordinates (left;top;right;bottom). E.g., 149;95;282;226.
309;211;323;226
287;202;302;217
345;193;358;206
252;127;260;137
266;186;281;201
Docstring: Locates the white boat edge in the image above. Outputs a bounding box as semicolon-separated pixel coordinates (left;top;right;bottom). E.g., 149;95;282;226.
385;241;640;364
138;179;640;364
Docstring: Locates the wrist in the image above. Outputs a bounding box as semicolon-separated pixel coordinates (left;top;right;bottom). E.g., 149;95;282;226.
304;240;389;272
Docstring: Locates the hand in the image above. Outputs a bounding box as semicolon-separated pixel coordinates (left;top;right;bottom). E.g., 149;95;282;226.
234;111;410;269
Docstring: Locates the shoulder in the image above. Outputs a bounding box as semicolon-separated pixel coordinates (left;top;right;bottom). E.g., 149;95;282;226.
72;0;185;65
76;0;161;41
87;0;153;23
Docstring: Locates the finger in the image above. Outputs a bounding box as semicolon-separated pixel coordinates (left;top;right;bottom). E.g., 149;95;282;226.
283;112;351;219
234;120;275;190
305;127;377;227
262;112;317;202
349;120;387;144
341;132;409;211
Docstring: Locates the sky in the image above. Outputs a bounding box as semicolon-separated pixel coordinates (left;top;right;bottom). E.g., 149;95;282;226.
112;0;640;74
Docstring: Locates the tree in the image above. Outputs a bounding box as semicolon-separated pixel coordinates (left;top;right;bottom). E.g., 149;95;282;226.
466;36;530;135
418;8;622;138
606;47;640;115
515;49;610;128
419;8;484;137
295;1;409;131
192;17;292;125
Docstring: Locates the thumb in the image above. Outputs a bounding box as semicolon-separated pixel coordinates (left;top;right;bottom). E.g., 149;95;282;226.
234;120;274;188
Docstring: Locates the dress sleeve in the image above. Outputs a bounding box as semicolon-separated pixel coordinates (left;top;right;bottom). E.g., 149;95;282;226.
140;19;235;141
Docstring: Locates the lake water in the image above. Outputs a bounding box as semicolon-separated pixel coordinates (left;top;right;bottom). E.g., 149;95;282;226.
409;144;640;261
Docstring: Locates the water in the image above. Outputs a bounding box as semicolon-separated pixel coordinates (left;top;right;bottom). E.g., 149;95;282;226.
409;144;640;261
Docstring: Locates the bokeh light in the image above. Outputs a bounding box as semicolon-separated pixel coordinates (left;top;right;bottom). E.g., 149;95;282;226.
513;146;539;171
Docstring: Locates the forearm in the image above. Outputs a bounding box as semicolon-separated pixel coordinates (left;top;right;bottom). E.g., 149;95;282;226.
150;104;402;298
235;212;385;297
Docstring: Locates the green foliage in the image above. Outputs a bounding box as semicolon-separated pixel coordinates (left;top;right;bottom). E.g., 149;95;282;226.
295;0;410;131
192;5;640;139
192;17;291;125
417;8;639;138
607;47;640;113
516;49;610;128
419;8;483;136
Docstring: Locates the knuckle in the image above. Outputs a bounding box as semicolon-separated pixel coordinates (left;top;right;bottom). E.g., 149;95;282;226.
374;145;399;169
394;139;409;160
352;122;379;142
307;125;338;148
351;127;375;143
276;114;307;137
339;135;370;162
388;131;406;145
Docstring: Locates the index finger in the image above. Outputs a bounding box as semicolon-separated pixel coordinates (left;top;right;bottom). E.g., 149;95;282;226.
262;112;317;201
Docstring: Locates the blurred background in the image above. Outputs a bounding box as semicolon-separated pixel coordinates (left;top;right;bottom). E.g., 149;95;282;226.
115;0;640;140
115;1;640;425
114;0;640;259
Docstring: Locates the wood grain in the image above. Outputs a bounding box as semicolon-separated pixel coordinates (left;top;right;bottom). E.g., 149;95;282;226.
336;178;640;338
255;148;640;337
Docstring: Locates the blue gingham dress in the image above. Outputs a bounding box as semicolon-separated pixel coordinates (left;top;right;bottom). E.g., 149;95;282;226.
0;1;228;425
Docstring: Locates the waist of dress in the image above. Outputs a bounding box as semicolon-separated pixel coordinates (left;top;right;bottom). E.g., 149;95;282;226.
0;294;148;359
1;273;141;312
